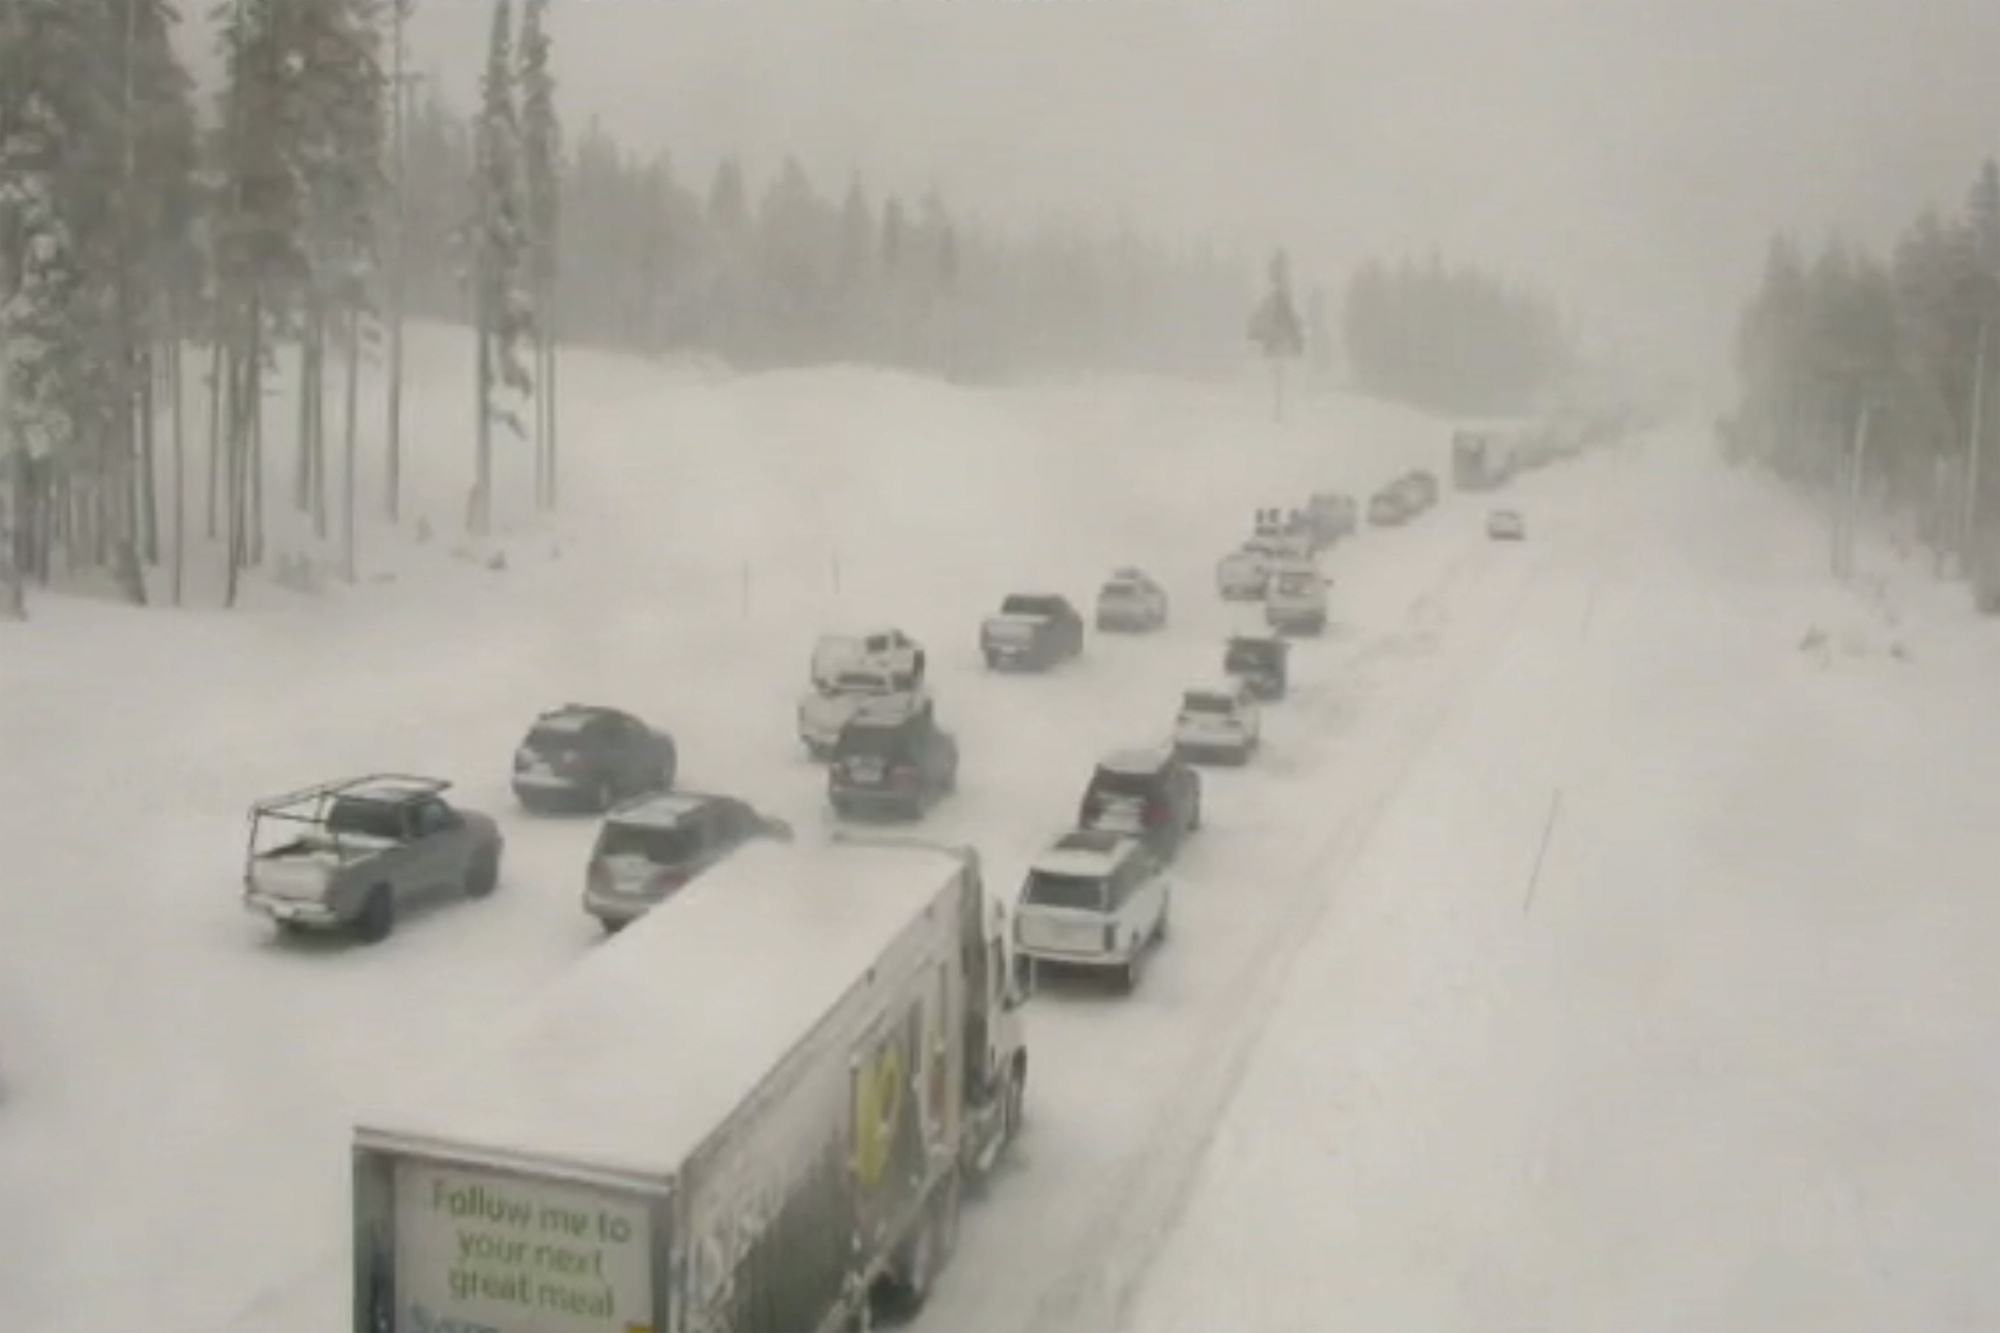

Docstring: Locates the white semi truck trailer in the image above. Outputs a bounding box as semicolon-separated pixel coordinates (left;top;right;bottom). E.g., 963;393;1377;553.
349;833;1029;1333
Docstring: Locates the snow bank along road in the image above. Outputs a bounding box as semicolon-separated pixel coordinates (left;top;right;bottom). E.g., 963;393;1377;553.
1123;435;2000;1332
0;335;1577;1333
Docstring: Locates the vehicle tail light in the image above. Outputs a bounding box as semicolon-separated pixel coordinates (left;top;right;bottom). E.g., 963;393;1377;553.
1145;799;1168;825
1102;922;1117;951
890;764;916;787
653;867;690;894
588;861;610;892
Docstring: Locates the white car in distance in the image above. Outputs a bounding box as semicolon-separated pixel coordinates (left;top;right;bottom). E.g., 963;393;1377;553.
1095;567;1170;631
1263;560;1330;635
1172;678;1262;765
1216;538;1282;600
1013;829;1173;993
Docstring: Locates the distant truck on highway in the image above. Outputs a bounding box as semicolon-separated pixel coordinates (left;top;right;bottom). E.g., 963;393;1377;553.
349;833;1030;1333
1451;428;1507;491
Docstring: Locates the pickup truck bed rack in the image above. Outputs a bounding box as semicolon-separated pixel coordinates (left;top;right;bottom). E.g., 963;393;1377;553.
250;773;451;822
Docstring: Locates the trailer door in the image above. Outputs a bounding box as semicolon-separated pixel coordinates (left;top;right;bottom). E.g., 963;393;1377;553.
381;1154;661;1333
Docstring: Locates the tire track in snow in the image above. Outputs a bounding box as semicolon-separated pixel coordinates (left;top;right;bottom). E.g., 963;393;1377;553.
1014;550;1556;1333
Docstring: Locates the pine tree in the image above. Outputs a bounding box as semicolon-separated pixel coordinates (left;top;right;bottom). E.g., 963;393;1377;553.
834;175;876;355
1;0;129;595
115;0;202;602
705;156;749;358
382;0;413;524
287;0;385;577
467;0;531;537
213;0;310;603
517;0;560;510
1248;248;1304;420
106;0;198;588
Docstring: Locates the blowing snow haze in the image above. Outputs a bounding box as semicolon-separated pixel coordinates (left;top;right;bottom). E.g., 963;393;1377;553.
332;0;2000;393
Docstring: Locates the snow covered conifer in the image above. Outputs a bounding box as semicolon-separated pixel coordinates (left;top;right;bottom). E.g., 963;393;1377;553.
466;0;532;536
517;0;560;509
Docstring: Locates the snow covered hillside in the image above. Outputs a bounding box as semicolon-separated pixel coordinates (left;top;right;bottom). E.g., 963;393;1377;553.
0;325;1453;1333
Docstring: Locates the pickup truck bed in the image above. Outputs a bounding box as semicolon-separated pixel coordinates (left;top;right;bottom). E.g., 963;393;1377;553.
248;832;397;892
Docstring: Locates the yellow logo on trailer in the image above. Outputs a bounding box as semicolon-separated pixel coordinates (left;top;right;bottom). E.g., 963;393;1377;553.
852;1038;905;1190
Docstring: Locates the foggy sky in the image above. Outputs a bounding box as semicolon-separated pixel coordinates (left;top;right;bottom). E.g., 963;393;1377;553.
378;3;2000;389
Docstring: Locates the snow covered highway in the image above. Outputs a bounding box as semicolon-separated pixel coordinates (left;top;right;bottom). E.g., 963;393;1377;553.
0;334;1495;1333
5;332;1996;1333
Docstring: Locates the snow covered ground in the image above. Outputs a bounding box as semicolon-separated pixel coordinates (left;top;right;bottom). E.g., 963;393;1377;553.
0;326;1458;1333
1122;437;2000;1333
5;324;1993;1333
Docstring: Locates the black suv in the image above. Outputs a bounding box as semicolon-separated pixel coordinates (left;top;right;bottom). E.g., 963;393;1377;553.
828;696;960;820
583;791;792;932
1077;746;1201;864
511;703;678;813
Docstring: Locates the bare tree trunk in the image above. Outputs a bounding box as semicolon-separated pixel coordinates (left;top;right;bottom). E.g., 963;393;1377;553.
295;322;313;512
205;337;223;538
249;339;265;567
310;315;329;540
342;308;360;580
0;453;24;621
387;293;405;523
531;331;545;508
224;348;243;608
474;323;492;536
385;3;409;525
171;338;186;605
138;346;159;563
548;338;556;508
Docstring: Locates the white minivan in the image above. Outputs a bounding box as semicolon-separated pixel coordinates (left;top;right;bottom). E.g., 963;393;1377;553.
1014;829;1172;993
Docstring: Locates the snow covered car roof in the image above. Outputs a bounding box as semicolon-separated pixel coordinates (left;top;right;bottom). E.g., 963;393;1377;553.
1029;828;1139;877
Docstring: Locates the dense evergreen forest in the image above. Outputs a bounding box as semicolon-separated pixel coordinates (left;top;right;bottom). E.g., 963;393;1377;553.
1341;255;1572;417
1728;159;2000;570
0;0;1255;612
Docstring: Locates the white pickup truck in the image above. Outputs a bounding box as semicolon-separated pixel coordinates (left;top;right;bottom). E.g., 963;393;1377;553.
798;664;928;759
811;627;921;691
